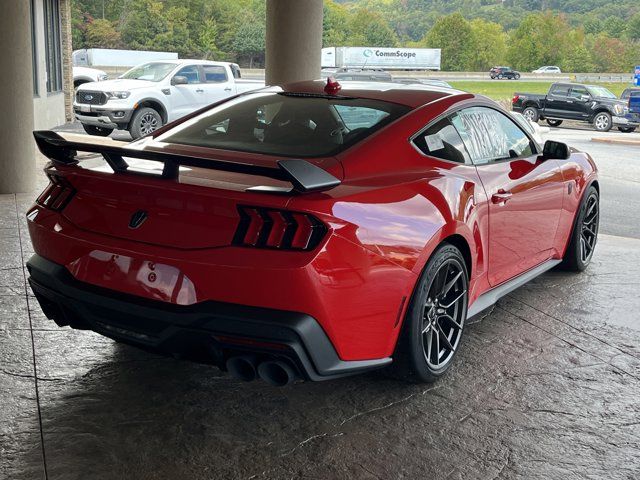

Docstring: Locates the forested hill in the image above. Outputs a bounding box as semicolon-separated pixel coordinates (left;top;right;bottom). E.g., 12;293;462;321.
72;0;639;72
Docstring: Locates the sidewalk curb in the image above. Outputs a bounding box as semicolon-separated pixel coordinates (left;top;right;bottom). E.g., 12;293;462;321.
591;137;640;146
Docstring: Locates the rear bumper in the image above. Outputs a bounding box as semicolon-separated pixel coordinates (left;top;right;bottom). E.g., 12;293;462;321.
27;254;391;381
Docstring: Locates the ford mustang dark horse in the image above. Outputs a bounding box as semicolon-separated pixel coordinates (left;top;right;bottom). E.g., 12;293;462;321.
27;80;599;386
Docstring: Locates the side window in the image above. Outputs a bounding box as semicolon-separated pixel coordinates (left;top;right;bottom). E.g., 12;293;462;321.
550;84;570;96
451;107;535;165
175;65;201;84
569;86;588;99
412;117;470;164
203;65;229;83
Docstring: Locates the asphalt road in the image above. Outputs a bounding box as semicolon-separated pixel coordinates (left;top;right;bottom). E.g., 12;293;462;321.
542;124;640;240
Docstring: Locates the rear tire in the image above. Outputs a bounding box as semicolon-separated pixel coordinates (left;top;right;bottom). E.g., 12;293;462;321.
618;126;637;133
561;186;599;272
129;107;163;139
546;119;563;127
523;106;540;123
82;124;113;137
391;243;469;383
498;74;504;80
593;112;612;132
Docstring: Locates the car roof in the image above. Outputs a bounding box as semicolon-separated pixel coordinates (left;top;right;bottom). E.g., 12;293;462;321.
274;80;468;109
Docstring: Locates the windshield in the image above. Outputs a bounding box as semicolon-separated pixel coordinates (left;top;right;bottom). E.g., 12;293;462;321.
120;63;176;82
157;92;410;158
587;86;617;99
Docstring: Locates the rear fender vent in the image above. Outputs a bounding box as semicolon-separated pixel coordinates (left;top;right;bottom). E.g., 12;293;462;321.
36;174;75;212
233;206;327;251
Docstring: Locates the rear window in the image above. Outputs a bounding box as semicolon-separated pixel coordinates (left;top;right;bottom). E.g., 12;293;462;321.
157;92;410;157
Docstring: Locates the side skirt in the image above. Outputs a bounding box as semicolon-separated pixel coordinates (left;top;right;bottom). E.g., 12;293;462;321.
467;259;561;319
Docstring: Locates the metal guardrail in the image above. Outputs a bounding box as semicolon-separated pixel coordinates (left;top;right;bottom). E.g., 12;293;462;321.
574;74;633;83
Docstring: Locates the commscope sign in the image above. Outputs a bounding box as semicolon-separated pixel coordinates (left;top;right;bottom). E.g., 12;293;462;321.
324;47;441;70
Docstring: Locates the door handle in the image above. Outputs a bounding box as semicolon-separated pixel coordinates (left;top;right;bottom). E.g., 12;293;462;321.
224;87;232;91
491;190;513;204
196;88;204;93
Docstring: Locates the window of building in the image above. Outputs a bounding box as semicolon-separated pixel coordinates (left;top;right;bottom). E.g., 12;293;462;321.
43;0;63;93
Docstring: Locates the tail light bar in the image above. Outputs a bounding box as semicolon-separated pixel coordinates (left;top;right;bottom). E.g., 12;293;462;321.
36;174;75;211
233;206;327;251
512;94;520;104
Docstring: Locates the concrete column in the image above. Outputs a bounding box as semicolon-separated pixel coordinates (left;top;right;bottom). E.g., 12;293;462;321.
265;0;323;85
0;1;35;193
60;0;74;122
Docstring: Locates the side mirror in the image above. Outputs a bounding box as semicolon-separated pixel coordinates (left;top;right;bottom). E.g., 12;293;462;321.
171;75;188;86
543;140;570;160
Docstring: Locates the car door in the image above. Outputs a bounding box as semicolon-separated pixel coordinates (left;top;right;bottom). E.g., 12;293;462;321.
200;65;234;104
167;64;206;121
544;84;572;119
451;106;565;286
567;85;592;120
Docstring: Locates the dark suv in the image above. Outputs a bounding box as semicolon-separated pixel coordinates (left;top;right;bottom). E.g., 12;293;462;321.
490;66;521;80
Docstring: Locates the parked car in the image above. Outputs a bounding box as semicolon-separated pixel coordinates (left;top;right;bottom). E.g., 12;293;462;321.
532;66;561;74
512;82;638;132
394;78;453;88
490;66;520;80
73;66;108;88
74;60;263;139
29;79;599;386
620;87;640;100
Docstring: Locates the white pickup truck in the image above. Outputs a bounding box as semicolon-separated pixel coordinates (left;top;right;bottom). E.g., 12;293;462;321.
74;60;264;139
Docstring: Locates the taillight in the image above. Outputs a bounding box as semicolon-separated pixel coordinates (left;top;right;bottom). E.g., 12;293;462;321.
36;174;75;211
233;206;327;251
512;94;520;104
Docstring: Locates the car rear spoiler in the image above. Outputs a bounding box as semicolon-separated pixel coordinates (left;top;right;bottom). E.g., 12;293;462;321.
33;130;341;194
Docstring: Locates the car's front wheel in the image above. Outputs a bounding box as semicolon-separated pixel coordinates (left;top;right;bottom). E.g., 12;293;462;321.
129;107;163;139
82;124;113;137
561;185;599;271
392;243;469;382
546;119;563;127
593;112;612;132
618;126;637;133
514;73;521;80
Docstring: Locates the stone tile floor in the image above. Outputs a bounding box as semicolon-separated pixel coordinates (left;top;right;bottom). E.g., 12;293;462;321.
1;178;640;479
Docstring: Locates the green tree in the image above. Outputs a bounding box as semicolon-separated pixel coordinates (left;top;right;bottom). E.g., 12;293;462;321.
85;18;122;49
421;13;474;71
323;0;350;47
590;34;632;72
197;18;222;60
561;30;594;72
468;19;506;71
506;12;569;71
347;8;398;47
233;23;265;68
625;13;640;41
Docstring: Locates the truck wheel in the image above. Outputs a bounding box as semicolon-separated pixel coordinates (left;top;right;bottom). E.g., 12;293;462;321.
593;112;612;132
618;126;637;133
82;124;113;137
129;107;163;139
522;107;539;123
514;73;521;80
390;243;469;383
497;74;504;80
546;119;563;127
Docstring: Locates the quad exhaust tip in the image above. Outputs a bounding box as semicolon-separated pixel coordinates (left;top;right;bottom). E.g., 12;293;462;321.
226;355;258;382
257;360;299;387
226;356;300;386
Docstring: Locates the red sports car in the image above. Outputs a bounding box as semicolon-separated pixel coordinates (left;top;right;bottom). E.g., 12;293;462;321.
27;79;599;386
